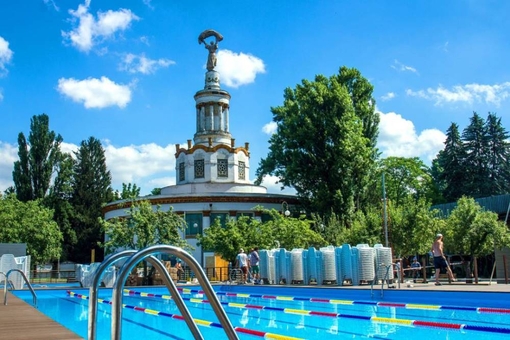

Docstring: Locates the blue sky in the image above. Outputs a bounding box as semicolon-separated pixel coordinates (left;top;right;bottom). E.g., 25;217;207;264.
1;0;510;195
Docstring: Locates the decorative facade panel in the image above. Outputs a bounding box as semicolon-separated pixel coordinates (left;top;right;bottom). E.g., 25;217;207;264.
217;159;228;178
194;159;205;178
238;161;245;180
179;162;185;181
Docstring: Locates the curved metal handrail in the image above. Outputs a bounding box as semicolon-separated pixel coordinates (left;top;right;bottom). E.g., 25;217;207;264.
89;250;200;340
3;269;37;307
111;245;239;340
370;263;400;299
0;271;14;290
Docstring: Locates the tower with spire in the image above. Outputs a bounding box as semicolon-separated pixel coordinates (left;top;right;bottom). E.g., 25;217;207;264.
165;29;261;194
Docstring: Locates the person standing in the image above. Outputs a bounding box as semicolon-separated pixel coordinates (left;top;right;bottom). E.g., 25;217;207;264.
249;247;260;284
431;233;455;285
235;248;249;284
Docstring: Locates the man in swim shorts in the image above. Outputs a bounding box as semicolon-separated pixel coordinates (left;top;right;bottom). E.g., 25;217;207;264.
431;233;455;285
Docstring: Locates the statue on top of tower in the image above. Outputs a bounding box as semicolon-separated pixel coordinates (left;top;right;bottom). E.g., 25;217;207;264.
198;29;223;71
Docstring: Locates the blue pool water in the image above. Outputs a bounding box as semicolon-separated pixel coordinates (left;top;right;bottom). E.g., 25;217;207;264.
14;285;510;339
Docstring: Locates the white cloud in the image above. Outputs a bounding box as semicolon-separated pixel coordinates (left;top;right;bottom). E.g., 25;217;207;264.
43;0;59;11
0;142;18;194
377;110;446;163
259;175;297;195
391;59;418;74
0;36;13;76
0;89;3;101
262;121;277;135
57;76;132;109
142;0;154;10
406;82;510;107
215;50;266;88
103;142;176;193
120;53;174;74
62;0;139;52
381;92;395;101
139;36;149;45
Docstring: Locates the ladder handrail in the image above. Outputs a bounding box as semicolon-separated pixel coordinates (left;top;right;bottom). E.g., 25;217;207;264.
111;245;239;340
3;268;37;307
0;271;14;291
89;250;200;340
370;263;399;299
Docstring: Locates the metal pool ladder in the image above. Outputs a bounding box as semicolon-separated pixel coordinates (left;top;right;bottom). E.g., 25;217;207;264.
371;263;400;299
3;269;37;307
90;245;239;340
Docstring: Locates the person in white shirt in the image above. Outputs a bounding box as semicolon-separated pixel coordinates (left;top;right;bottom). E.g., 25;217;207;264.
235;248;249;284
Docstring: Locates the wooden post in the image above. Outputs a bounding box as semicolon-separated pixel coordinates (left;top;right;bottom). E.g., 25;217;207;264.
91;249;95;263
473;256;478;284
421;257;427;283
400;259;404;283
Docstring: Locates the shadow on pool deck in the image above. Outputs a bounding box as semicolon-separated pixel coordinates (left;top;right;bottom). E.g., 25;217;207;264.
0;290;82;339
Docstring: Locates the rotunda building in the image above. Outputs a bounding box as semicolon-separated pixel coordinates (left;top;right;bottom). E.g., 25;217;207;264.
103;30;298;266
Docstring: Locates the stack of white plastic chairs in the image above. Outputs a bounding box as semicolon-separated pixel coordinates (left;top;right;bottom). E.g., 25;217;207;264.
374;244;394;282
290;248;305;284
356;244;376;282
275;248;291;284
259;249;276;284
320;246;337;284
334;247;344;285
0;254;30;289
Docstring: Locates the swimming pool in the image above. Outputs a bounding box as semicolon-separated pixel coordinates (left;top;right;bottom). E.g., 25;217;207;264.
14;285;510;339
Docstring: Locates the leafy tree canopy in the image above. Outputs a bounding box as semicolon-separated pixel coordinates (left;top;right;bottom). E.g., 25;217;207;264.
100;200;189;255
255;67;379;221
13;113;63;201
0;194;62;265
198;209;326;263
445;196;510;258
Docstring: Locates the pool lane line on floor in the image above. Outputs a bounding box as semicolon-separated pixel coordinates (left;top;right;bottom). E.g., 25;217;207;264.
67;291;304;340
123;289;510;336
173;287;510;315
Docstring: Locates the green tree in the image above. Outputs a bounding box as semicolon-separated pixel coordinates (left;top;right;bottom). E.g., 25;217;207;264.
70;137;114;263
198;209;326;263
13;114;63;201
255;67;379;221
379;157;435;206
150;187;162;196
387;197;445;257
0;194;62;266
462;112;489;198
100;200;188;283
44;153;76;261
485;113;510;195
446;197;510;261
113;183;141;201
434;123;467;202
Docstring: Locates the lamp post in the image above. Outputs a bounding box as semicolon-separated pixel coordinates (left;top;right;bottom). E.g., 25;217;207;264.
281;201;290;217
193;222;203;268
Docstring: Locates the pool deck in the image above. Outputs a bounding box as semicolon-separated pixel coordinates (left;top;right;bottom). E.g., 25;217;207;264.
0;290;82;339
0;280;508;339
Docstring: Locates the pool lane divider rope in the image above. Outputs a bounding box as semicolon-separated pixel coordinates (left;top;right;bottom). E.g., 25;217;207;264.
123;289;510;335
66;291;303;340
174;287;510;315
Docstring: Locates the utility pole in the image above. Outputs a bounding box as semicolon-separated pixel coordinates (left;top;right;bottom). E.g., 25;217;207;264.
382;173;388;247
